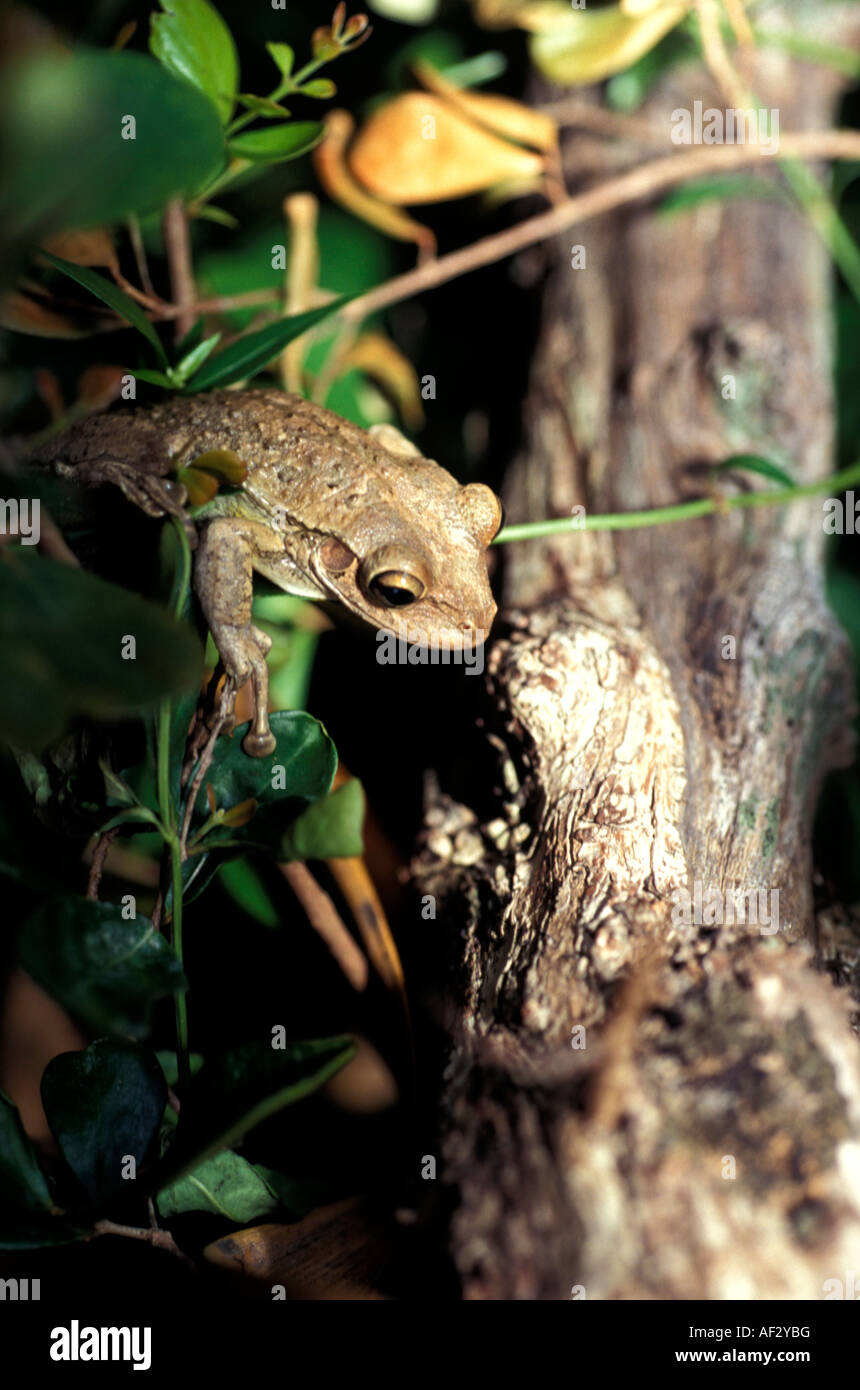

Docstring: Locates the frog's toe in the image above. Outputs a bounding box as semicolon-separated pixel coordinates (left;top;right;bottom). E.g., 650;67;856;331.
251;625;272;657
242;728;276;758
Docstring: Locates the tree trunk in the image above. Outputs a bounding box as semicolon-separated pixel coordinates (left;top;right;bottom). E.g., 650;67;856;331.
415;3;860;1300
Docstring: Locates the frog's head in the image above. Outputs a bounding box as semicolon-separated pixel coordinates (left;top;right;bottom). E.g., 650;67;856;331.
306;460;502;652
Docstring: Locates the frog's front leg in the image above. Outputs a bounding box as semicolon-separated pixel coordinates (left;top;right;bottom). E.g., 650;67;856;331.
194;517;285;757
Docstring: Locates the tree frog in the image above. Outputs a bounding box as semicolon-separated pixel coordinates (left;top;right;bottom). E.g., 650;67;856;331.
37;390;503;755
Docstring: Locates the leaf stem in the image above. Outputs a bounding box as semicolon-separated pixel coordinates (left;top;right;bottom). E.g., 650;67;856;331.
156;521;194;1092
170;837;189;1093
224;55;331;137
493;459;860;544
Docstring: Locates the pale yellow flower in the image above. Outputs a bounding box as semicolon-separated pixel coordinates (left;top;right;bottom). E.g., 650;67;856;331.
472;0;694;86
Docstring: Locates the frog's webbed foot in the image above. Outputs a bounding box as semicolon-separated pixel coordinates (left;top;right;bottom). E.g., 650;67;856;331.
194;517;285;758
212;622;275;757
56;455;194;541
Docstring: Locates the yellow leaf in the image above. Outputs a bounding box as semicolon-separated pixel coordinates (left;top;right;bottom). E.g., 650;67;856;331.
528;1;689;86
471;0;572;31
341;332;424;430
176;465;220;506
413;58;557;153
347;93;545;204
622;0;675;14
190;449;249;485
220;798;258;828
313;110;436;254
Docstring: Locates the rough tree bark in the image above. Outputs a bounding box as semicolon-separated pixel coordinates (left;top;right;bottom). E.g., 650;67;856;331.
414;3;860;1299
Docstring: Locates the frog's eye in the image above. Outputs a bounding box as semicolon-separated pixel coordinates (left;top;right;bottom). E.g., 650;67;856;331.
368;570;426;607
361;547;430;607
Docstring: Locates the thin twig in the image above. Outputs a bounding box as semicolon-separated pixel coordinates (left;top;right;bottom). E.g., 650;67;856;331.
86;828;119;901
538;98;667;145
112;270;170;315
92;1218;195;1268
334;130;860;325
143;130;860;333
178;679;235;856
724;0;755;51
280;861;369;991
281;192;319;394
695;0;750;111
127;214;155;298
82;840;160;888
162;198;196;341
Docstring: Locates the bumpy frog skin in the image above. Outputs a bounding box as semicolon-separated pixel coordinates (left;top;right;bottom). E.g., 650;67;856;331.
38;390;502;755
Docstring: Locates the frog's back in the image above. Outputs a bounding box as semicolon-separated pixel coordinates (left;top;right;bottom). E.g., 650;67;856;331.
142;389;390;491
29;388;450;527
37;390;372;481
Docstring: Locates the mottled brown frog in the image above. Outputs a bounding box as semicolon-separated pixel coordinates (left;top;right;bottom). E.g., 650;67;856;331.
36;390;502;755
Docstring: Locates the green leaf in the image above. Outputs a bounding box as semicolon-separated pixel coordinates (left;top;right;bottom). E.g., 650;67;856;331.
157;1149;281;1221
235;94;291;118
0;1093;86;1247
714;454;795;489
218;858;280;927
192;711;337;852
266;42;295;78
227;121;324;164
281;779;365;862
155;1035;355;1183
19;898;186;1039
184;297;352;391
41;1040;167;1205
150;0;239;126
97;807;164;834
604;26;692;112
440;50;507;87
297;79;336;100
251;1166;334;1220
99;758;139;807
1;1090;52;1214
175;317;206;357
0;51;225;257
41;252;169;369
130;368;177;388
0;549;202;750
193;203;239;228
659;177;788;218
173;332;222;382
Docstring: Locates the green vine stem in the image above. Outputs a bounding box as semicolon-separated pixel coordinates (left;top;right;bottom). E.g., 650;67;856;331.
156;520;194;1093
493;458;860;544
224;52;334;139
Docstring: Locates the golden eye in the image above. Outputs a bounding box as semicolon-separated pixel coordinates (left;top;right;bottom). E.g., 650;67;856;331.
368;569;426;607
